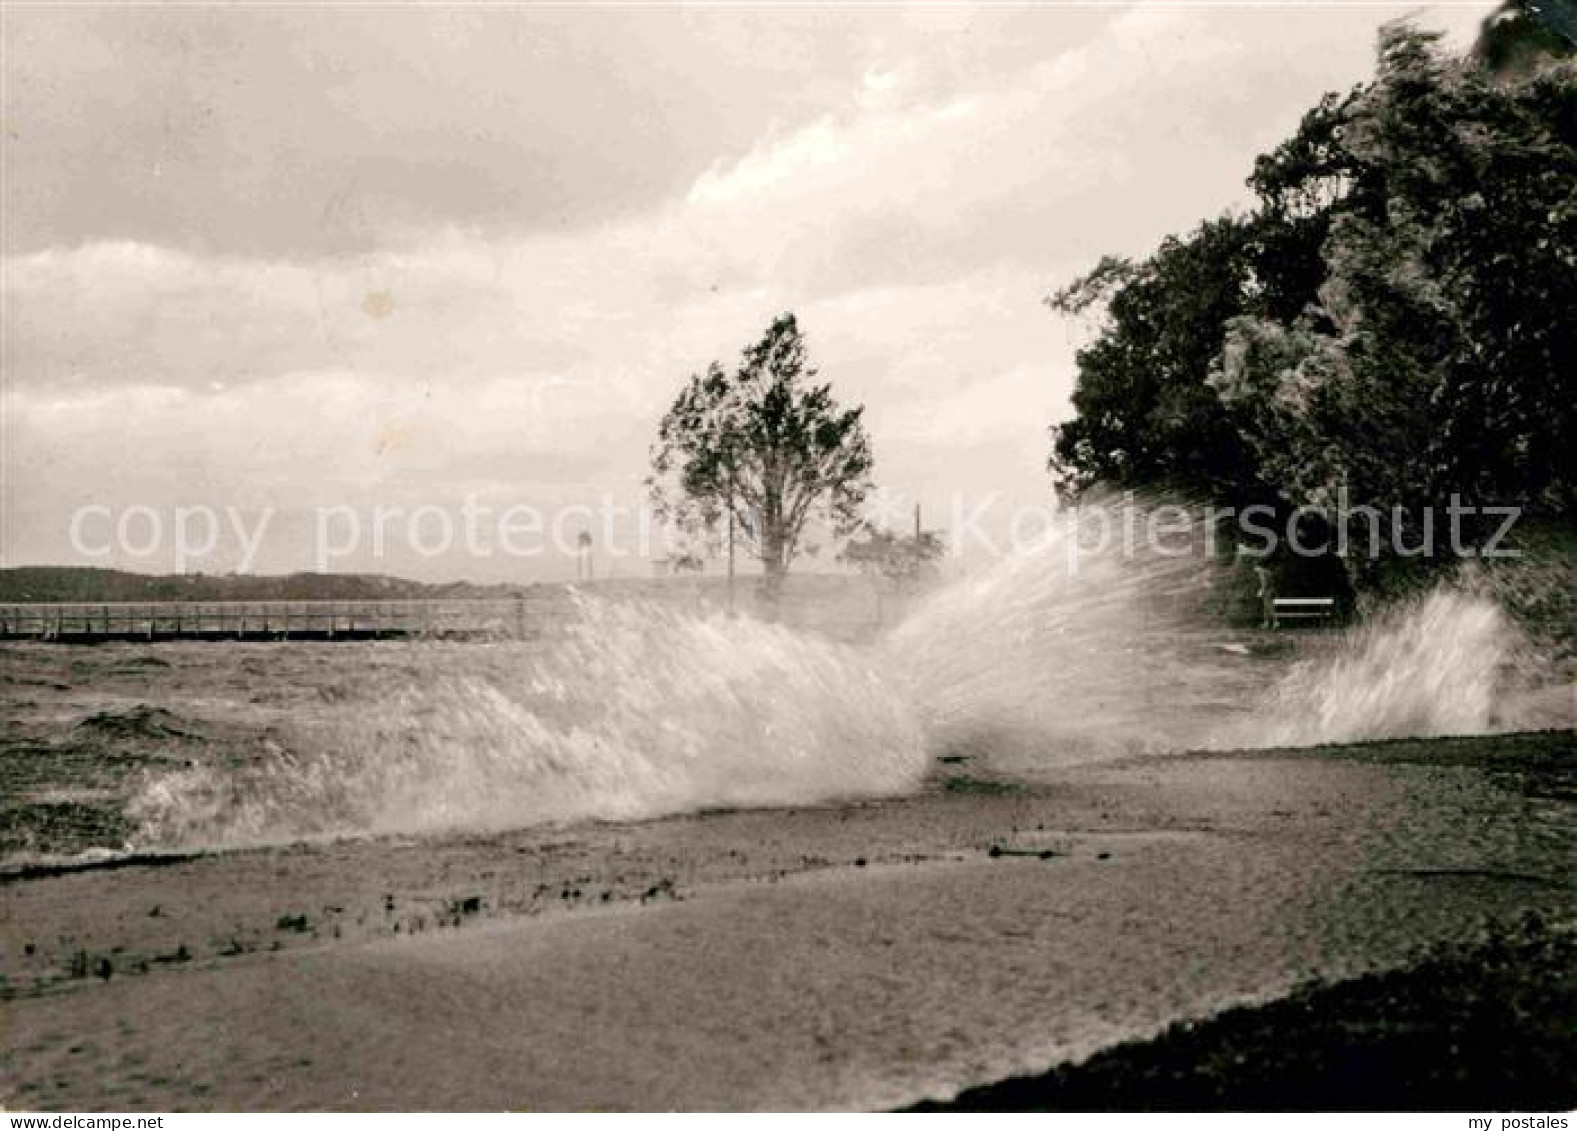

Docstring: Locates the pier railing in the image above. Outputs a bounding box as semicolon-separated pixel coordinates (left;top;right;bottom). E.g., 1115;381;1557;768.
0;599;536;642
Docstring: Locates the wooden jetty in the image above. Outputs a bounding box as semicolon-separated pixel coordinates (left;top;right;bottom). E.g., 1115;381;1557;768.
0;599;534;642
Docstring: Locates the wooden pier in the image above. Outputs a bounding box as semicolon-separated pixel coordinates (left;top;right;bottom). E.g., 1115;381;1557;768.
0;599;534;642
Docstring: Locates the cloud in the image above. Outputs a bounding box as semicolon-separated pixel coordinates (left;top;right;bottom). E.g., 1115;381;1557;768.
1;2;1496;579
1;5;900;257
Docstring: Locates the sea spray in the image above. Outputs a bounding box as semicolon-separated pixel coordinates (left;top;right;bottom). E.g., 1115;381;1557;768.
1229;586;1571;749
883;502;1266;766
129;500;1570;850
885;501;1569;761
131;596;927;849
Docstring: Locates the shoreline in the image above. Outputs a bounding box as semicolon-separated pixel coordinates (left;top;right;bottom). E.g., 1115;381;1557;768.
3;730;1572;1110
908;917;1576;1111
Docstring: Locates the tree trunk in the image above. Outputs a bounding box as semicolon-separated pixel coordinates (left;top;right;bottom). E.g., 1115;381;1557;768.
759;503;787;609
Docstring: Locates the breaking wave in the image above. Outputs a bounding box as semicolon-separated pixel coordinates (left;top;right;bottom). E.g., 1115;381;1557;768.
128;501;1570;850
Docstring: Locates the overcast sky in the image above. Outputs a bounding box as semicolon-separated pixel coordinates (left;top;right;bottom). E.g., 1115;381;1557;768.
1;2;1491;581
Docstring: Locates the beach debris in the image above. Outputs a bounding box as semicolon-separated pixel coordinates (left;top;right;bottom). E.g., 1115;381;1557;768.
151;943;190;965
988;844;1062;860
641;877;677;904
944;776;1021;796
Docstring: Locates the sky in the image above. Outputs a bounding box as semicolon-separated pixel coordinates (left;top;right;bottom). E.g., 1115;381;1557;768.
0;1;1493;582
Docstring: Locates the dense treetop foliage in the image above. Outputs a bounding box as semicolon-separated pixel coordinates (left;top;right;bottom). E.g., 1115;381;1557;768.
1048;11;1574;577
649;314;874;580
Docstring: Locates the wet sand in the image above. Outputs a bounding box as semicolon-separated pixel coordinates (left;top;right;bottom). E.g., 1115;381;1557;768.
910;919;1576;1110
3;731;1572;1110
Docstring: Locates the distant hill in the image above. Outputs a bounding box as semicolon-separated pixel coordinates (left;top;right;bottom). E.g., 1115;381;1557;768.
0;567;534;603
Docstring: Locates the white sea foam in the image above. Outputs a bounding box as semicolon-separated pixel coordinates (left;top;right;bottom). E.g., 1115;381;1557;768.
130;502;1570;849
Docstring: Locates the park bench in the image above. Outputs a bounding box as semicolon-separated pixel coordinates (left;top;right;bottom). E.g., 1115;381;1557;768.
1267;596;1337;630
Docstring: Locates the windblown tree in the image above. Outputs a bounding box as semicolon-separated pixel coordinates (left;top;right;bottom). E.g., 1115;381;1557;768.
1048;18;1575;582
1476;0;1576;78
648;314;875;582
1045;218;1262;499
1212;23;1577;552
839;523;946;588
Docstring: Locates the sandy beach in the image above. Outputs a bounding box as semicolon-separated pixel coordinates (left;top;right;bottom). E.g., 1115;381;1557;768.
4;729;1571;1110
